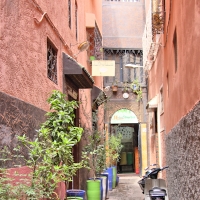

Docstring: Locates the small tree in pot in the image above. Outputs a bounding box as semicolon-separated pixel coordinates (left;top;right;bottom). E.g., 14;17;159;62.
17;90;88;199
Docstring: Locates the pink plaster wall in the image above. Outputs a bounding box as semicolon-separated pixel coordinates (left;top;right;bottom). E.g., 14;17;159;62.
163;0;200;133
85;0;102;34
147;0;200;133
0;0;95;111
0;0;103;196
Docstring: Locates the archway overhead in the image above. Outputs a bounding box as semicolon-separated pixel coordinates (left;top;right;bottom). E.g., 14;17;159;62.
111;108;138;124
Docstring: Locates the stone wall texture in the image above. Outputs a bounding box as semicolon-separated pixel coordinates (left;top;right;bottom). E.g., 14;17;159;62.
0;91;46;167
165;101;200;200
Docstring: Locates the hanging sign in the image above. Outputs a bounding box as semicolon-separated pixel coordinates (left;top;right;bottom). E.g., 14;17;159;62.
92;60;115;76
111;109;138;124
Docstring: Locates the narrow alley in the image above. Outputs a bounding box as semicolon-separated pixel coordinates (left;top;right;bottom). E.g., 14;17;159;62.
108;174;144;200
0;0;199;199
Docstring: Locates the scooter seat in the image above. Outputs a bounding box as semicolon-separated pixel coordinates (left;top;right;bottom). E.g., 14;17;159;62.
149;187;167;197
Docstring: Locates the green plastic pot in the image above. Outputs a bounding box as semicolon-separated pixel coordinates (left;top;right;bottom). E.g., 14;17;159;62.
112;166;117;189
67;197;83;200
86;179;101;200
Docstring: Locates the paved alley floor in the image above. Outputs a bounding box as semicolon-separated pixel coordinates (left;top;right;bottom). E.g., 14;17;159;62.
108;173;145;200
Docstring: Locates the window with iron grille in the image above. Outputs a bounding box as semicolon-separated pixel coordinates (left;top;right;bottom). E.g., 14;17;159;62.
47;39;57;84
68;0;71;29
87;23;103;63
75;1;78;40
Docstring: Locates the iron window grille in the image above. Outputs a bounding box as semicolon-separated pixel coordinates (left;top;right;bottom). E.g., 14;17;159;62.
47;39;58;84
87;23;103;63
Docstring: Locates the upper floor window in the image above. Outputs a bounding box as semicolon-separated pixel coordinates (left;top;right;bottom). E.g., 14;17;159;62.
47;39;57;84
75;1;78;40
68;0;71;29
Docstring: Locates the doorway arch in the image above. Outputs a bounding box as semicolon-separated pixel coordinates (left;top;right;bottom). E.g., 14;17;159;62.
110;108;138;124
110;109;139;174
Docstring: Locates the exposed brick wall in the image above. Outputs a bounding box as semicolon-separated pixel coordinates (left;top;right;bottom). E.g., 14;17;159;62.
104;87;144;123
165;101;200;200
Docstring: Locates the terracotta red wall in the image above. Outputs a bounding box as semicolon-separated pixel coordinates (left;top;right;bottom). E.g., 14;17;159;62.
146;1;200;197
85;0;102;34
0;0;91;112
0;0;103;197
163;0;200;132
147;0;200;133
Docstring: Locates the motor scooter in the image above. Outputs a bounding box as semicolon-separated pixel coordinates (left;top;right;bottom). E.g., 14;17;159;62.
138;165;169;200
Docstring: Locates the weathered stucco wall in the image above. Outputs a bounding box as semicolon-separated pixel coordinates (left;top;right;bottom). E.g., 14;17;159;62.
0;0;90;112
163;0;200;132
0;0;103;194
165;101;200;200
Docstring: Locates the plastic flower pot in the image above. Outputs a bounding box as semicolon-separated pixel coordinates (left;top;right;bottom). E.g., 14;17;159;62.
112;166;117;189
66;190;85;200
100;173;109;199
86;179;101;200
104;167;113;191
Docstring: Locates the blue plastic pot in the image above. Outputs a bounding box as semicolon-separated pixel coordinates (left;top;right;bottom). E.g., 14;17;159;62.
104;167;113;191
66;190;85;200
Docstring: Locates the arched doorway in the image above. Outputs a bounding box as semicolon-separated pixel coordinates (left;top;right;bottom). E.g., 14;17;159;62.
110;109;139;173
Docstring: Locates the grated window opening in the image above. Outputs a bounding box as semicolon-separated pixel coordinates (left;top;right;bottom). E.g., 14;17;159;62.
47;40;58;84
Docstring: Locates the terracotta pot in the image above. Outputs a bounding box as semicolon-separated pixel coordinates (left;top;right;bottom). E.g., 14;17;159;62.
112;85;118;92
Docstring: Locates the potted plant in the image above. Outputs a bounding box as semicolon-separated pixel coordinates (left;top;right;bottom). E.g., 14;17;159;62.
16;90;88;199
130;79;140;93
130;79;143;101
111;79;119;92
106;133;123;189
135;88;143;101
83;129;106;200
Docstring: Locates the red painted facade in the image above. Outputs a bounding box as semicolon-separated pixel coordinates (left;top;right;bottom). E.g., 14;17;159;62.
144;0;200;198
0;0;103;198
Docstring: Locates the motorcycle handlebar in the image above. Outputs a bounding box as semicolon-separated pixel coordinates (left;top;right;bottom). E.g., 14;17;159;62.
161;166;169;171
143;166;169;178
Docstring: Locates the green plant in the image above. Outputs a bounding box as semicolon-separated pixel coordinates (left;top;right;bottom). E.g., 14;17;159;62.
135;88;143;101
83;130;106;180
122;82;130;93
130;79;142;101
0;146;32;199
112;79;119;86
106;133;123;167
15;90;88;199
